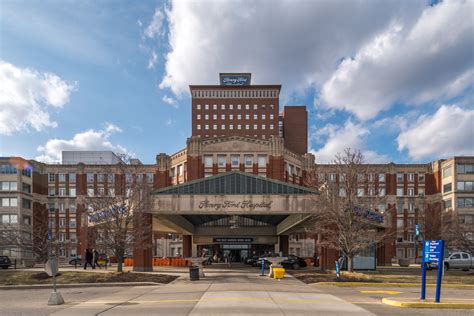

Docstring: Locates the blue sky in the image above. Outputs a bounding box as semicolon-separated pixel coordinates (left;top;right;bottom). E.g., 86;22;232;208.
0;0;473;164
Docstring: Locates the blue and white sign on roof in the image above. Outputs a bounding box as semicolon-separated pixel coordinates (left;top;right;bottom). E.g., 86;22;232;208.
423;240;443;263
220;73;251;86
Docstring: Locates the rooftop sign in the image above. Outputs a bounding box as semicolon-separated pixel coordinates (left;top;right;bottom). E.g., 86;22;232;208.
219;73;251;86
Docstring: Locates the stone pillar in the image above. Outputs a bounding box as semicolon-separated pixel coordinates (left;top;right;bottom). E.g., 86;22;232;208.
155;153;170;189
133;213;153;272
279;235;289;255
183;235;192;257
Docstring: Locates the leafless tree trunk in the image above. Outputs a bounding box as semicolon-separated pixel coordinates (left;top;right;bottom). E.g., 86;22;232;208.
442;210;473;254
307;148;390;272
85;156;153;273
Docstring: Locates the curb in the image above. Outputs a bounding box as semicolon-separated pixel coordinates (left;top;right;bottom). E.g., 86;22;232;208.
0;282;164;290
312;282;474;289
382;298;474;309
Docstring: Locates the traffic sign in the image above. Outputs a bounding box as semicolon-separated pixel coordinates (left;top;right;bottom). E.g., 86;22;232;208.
423;240;443;263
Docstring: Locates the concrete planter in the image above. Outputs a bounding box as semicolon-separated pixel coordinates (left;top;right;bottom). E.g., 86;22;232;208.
398;258;411;267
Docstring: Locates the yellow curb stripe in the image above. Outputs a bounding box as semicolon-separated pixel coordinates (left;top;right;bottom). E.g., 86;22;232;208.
314;282;474;289
382;298;474;309
360;290;401;295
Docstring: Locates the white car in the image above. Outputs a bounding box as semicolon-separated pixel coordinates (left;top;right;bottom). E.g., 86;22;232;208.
444;252;473;271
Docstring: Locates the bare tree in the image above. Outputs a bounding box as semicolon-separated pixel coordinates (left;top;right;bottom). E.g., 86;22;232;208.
84;156;154;272
309;148;389;272
442;211;474;254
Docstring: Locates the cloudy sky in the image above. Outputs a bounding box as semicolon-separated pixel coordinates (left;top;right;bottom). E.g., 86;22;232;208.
0;0;473;164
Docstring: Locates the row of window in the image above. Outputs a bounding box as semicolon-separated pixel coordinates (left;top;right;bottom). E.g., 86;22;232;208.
319;173;425;183
49;202;76;213
197;124;274;131
49;187;76;197
192;89;278;98
457;197;474;208
0;197;31;209
443;181;474;193
196;103;275;110
0;181;32;194
49;173;76;183
49;218;77;229
48;172;155;184
0;165;32;177
197;113;275;121
443;164;474;178
203;155;267;168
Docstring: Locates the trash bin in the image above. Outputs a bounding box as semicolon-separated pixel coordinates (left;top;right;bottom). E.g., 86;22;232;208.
273;267;285;280
189;266;200;281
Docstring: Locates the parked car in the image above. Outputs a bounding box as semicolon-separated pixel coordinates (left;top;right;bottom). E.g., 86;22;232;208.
281;255;307;270
253;257;271;269
0;256;12;269
444;252;473;271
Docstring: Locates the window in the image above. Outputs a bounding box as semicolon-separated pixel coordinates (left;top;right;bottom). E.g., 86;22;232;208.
23;215;31;225
262;114;266;120
244;155;253;167
357;188;364;197
59;202;65;213
254;104;258;110
397;173;404;182
0;164;17;174
70;232;77;242
369;188;375;196
1;197;17;207
262;124;266;130
397;188;404;197
443;199;452;210
408;188;414;196
339;188;346;197
253;124;258;129
213;104;217;110
87;173;94;183
69;203;76;213
221;104;225;110
22;183;30;193
245;125;249;130
457;181;474;191
253;114;258;120
379;188;386;197
87;188;94;197
125;173;132;183
237;124;241;130
329;173;336;182
48;187;55;196
357;173;364;182
58;188;66;196
177;165;183;175
213;114;217;120
408;202;414;212
213;124;217;130
229;104;233;110
229;114;233;120
70;218;76;228
218;155;226;168
378;204;386;213
98;187;105;196
69;173;76;183
245;104;249;110
204;155;213;168
1;214;18;224
48;173;55;182
58;173;66;182
443;183;452;193
397;219;404;228
205;114;209;120
1;181;17;191
418;174;425;183
368;173;375;182
270;124;274;130
457;197;474;208
108;188;115;197
229;124;233;130
197;124;201;130
197;114;201;120
237;114;241;120
146;173;154;183
407;173;414;182
205;124;209;130
418;188;425;196
379;173;385;182
48;203;55;213
221;124;225;130
442;166;452;178
257;155;267;168
457;164;474;174
270;114;274;120
245;114;250;120
22;198;31;209
237;104;242;110
231;155;240;167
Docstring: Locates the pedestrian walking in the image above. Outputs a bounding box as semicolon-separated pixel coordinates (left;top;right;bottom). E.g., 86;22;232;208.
93;249;102;269
83;249;94;270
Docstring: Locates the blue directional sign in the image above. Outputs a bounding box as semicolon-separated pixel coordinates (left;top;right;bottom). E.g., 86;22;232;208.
423;240;443;263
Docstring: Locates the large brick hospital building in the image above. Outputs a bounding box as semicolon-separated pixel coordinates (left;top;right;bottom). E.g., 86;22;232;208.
1;73;473;270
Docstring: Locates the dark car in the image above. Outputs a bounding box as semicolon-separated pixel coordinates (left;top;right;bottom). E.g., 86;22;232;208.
281;255;307;270
0;256;12;269
253;257;271;269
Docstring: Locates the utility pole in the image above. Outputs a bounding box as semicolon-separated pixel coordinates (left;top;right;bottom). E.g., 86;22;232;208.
47;229;64;305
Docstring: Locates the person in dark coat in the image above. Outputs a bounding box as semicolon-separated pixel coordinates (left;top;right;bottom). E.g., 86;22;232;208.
83;248;94;269
93;249;101;269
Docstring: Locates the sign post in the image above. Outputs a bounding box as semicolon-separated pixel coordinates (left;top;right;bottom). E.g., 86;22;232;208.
421;240;445;303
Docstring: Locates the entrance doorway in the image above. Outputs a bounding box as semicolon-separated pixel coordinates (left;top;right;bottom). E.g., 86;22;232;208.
198;243;275;263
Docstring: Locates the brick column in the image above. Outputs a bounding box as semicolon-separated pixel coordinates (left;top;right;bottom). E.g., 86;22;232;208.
279;235;289;255
133;213;153;272
183;235;192;258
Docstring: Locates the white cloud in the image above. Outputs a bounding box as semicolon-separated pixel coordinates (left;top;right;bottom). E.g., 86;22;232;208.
312;120;388;163
160;0;424;97
0;61;76;135
397;105;474;160
162;95;177;108
147;50;158;69
321;0;474;120
36;123;128;163
144;8;165;39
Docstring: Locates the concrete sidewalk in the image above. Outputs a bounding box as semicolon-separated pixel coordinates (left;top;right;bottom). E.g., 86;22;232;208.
50;272;373;315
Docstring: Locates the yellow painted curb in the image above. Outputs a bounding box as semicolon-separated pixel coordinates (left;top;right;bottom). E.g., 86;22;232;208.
360;290;401;295
382;298;474;309
313;282;474;289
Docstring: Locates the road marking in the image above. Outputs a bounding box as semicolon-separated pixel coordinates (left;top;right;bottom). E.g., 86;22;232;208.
360;290;402;295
